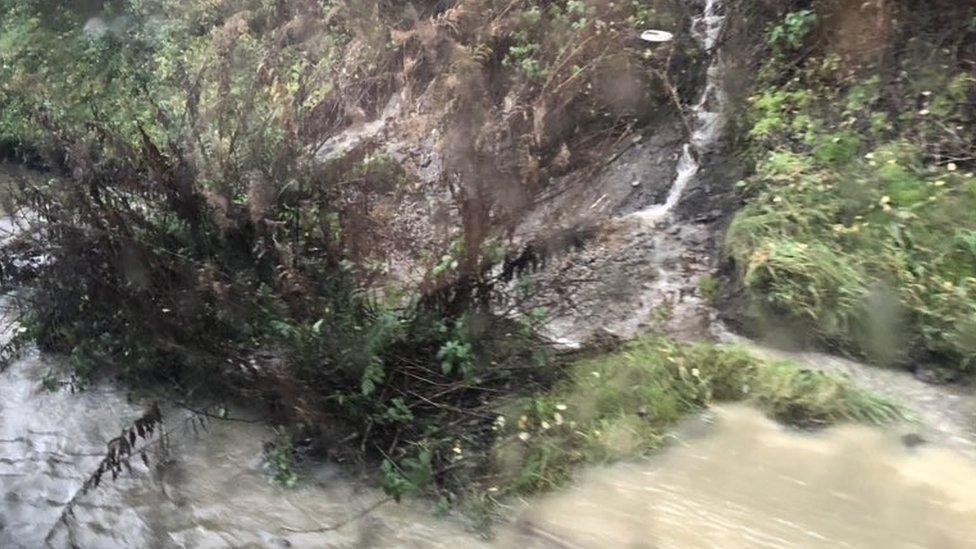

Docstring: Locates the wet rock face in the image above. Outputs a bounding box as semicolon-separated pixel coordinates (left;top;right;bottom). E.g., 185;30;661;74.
514;122;686;241
502;139;734;347
492;108;730;348
675;147;743;224
499;0;736;348
512;216;718;347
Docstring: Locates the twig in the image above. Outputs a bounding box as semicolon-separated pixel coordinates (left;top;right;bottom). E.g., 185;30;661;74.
42;405;209;544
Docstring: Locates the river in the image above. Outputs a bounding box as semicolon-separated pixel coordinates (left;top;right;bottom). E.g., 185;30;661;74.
4;342;976;547
504;405;976;549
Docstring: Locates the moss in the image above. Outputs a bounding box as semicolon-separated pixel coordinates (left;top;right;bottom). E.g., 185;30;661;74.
697;274;718;300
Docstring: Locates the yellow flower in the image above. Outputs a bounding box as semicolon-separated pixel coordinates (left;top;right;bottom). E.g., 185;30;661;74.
749;249;770;267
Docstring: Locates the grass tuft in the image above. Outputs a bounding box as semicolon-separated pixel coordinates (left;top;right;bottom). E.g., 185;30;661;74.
484;339;905;496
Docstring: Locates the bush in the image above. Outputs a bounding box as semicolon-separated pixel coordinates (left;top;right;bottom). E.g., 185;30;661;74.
0;0;565;508
727;0;976;371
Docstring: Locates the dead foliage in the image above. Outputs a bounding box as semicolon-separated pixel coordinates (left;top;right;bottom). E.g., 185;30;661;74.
82;402;164;492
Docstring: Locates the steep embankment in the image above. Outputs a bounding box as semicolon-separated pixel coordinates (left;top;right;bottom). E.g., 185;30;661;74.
723;0;976;377
509;0;734;346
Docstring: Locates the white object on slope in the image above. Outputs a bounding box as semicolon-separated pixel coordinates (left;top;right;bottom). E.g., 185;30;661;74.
640;30;674;43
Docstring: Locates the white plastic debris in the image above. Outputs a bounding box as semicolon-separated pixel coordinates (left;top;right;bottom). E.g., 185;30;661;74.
640;30;674;43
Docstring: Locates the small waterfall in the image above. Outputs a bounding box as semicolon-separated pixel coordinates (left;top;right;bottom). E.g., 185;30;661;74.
633;0;727;224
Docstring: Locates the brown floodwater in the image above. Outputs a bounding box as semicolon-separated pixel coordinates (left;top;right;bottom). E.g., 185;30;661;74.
507;405;976;549
7;337;976;549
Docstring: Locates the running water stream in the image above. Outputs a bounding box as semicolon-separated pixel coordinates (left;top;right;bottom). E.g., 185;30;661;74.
633;0;726;224
503;405;976;549
0;343;492;548
3;342;976;547
5;2;976;546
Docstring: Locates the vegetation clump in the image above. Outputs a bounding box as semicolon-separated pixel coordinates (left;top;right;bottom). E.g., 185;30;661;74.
727;1;976;371
483;338;903;498
0;0;697;510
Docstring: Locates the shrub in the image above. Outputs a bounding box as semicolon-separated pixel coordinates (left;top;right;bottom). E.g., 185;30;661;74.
766;9;817;53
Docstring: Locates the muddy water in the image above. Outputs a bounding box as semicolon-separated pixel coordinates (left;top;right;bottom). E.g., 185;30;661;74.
508;405;976;549
5;336;976;547
719;331;976;458
0;349;492;548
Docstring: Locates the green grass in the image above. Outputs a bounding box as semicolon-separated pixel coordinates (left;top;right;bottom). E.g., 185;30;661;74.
727;4;976;371
484;339;904;496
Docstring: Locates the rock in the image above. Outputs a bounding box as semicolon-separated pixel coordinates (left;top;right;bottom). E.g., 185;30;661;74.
583;329;624;352
901;433;926;448
913;363;961;385
693;208;724;223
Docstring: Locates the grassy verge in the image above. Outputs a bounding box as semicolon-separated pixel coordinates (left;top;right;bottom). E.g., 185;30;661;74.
475;338;903;503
